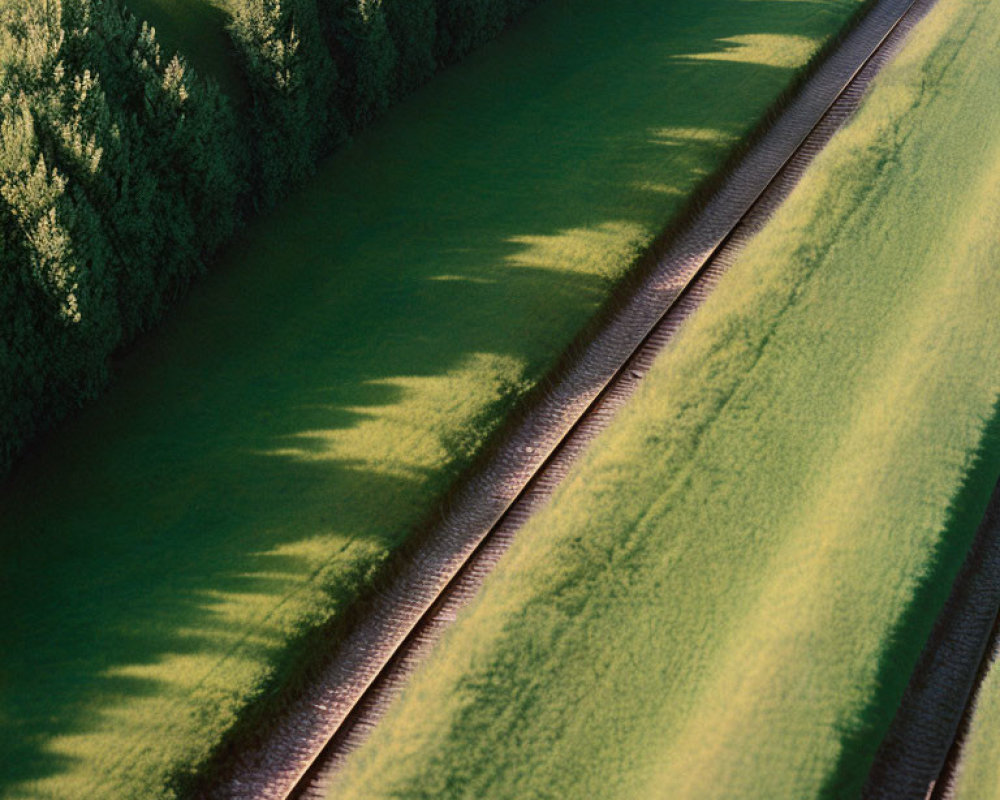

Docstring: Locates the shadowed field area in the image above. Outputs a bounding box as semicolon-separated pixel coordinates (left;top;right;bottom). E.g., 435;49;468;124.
0;0;864;797
328;0;1000;795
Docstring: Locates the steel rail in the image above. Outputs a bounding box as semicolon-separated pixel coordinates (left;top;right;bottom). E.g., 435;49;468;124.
864;476;1000;800
204;0;937;796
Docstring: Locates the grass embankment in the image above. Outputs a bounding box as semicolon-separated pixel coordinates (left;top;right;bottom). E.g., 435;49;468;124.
950;576;1000;797
0;1;865;797
328;0;1000;796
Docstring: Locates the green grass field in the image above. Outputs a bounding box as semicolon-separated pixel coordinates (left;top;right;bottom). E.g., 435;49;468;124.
328;0;1000;796
0;1;866;797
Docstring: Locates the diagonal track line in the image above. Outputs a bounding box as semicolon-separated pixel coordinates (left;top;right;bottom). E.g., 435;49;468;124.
202;0;940;795
866;475;1000;800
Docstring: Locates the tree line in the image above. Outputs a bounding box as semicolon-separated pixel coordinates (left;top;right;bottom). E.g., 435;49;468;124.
231;0;544;200
0;0;542;476
0;0;243;473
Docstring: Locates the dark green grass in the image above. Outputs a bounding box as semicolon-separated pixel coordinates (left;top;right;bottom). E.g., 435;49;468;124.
0;1;863;797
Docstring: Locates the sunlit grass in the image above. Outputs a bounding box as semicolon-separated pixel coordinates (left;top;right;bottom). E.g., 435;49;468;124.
329;0;1000;796
0;0;863;797
680;33;818;67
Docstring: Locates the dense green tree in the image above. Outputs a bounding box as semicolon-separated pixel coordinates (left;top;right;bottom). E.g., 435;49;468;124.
0;0;545;475
0;94;110;470
382;0;435;96
434;0;534;63
0;0;242;474
433;0;502;63
230;0;341;203
319;0;397;127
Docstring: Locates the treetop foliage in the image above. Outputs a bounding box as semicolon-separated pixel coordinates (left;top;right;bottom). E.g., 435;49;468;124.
0;0;242;472
0;0;543;474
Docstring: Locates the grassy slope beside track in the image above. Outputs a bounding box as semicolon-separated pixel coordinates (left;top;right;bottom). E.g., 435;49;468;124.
329;0;1000;796
0;1;865;797
947;575;1000;797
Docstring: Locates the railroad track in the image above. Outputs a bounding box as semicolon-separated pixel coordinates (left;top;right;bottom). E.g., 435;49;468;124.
864;475;1000;800
205;0;939;796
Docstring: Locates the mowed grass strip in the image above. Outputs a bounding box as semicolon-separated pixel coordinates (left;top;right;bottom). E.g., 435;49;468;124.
327;0;1000;797
0;1;866;798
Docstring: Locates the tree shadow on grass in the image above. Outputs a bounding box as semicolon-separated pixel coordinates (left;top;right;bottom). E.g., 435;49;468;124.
0;0;867;795
819;398;1000;798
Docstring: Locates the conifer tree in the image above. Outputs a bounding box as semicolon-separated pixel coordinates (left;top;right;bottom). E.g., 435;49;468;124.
382;0;436;97
230;0;341;203
0;0;243;474
320;0;398;127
